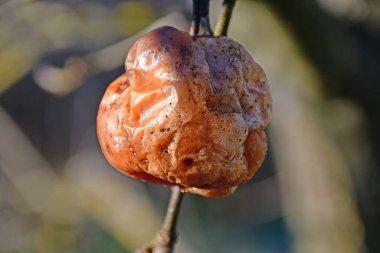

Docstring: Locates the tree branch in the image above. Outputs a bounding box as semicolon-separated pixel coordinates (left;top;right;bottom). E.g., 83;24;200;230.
214;0;237;36
135;186;184;253
152;186;184;253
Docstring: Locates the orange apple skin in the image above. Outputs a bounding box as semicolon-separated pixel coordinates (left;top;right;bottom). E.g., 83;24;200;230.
97;26;271;197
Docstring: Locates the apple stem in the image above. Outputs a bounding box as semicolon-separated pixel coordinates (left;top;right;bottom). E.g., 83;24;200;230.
190;0;213;35
190;0;201;35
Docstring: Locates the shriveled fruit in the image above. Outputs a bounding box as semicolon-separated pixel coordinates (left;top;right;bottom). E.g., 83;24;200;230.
97;26;271;197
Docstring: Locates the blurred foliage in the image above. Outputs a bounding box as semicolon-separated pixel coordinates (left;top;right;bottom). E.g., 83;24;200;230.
0;0;156;95
116;2;156;34
0;42;32;92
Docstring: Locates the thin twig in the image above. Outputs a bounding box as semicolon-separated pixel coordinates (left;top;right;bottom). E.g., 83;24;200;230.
152;186;184;253
134;186;184;253
214;0;237;36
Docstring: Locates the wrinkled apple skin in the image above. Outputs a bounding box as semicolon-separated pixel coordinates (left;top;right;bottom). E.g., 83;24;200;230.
97;26;271;197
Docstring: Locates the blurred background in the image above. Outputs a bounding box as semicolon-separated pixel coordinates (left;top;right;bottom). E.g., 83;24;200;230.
0;0;380;252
